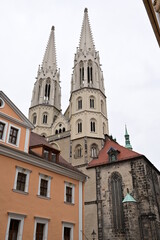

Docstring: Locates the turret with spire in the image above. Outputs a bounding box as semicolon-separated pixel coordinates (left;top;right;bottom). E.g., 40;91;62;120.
29;26;61;137
125;125;132;150
30;26;61;109
71;8;105;94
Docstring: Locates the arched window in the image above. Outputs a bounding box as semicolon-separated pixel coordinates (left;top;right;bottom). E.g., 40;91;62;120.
75;145;82;158
55;130;58;134
77;120;82;133
43;114;48;124
91;144;98;158
87;60;93;84
44;83;51;101
90;96;95;108
111;172;124;232
32;113;37;125
79;61;84;86
77;97;82;110
90;120;96;132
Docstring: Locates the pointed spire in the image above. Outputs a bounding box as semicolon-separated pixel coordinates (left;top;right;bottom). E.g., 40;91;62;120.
79;8;95;51
42;26;57;73
125;125;132;150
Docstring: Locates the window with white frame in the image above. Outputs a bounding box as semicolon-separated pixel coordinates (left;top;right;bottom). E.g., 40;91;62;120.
62;222;74;240
7;124;21;147
38;174;51;198
33;217;49;240
5;212;26;240
64;182;75;204
0;120;7;142
13;166;31;193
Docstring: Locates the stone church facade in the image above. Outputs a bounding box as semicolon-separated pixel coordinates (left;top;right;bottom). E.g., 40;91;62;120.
29;8;160;240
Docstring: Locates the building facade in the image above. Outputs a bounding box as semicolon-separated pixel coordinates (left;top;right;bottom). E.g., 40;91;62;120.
0;91;86;240
28;8;160;240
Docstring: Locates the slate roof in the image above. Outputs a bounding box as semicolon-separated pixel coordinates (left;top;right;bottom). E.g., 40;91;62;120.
88;136;143;168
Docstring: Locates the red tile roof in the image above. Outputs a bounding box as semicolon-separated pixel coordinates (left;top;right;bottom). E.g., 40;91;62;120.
88;137;143;168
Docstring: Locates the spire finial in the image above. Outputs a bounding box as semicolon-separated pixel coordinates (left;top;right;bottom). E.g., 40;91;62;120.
124;125;132;150
79;8;95;51
41;26;57;73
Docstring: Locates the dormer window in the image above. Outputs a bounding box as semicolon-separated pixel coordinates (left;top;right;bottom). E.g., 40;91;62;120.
42;148;58;163
107;147;119;163
44;150;49;160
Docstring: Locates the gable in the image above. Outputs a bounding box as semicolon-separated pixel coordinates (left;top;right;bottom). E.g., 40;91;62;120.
0;91;33;129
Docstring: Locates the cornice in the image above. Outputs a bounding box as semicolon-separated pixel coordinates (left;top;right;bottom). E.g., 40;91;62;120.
0;112;32;129
70;87;106;101
0;144;86;182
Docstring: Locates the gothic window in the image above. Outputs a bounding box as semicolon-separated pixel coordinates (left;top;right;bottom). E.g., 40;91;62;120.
90;96;95;108
75;144;82;158
32;113;37;125
55;130;58;134
77;120;82;133
90;119;96;132
111;172;124;232
77;97;82;110
91;144;98;158
43;114;48;124
44;83;51;101
87;60;93;84
79;61;84;86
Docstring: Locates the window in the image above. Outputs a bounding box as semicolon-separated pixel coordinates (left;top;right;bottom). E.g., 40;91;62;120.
87;60;93;83
90;121;95;132
5;213;26;240
79;61;84;86
62;222;74;240
0;121;5;140
8;127;18;145
75;145;82;158
33;114;37;125
77;121;82;133
44;83;50;101
90;98;94;108
107;147;119;162
64;182;75;204
43;114;47;124
111;172;124;232
51;153;56;162
33;217;49;240
13;166;31;193
77;98;82;110
38;174;51;198
0;97;4;108
91;144;98;158
16;173;26;192
44;150;49;160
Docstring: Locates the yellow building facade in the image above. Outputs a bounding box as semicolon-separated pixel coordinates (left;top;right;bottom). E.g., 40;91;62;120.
0;91;86;240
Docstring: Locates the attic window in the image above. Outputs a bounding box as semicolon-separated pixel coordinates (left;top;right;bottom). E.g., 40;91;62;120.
0;98;4;108
107;147;119;163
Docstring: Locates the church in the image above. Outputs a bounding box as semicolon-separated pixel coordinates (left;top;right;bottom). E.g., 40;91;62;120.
28;8;160;240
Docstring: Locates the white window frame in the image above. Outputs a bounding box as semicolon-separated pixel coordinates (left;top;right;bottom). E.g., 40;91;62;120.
5;212;26;240
0;119;8;142
62;222;74;240
33;217;49;240
64;182;75;204
38;173;52;198
6;124;21;147
13;166;31;193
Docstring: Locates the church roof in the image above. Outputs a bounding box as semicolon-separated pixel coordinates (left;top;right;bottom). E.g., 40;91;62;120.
88;136;143;168
79;8;95;51
42;26;57;72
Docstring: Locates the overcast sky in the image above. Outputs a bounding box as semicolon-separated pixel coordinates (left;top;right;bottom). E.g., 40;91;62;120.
0;0;159;170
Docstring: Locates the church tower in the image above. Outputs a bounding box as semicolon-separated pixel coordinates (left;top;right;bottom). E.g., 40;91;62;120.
69;8;109;166
29;26;61;137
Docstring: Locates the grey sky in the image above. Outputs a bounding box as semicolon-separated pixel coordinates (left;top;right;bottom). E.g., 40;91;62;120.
0;0;159;170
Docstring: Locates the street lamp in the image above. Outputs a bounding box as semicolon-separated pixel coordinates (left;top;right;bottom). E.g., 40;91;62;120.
91;229;96;240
